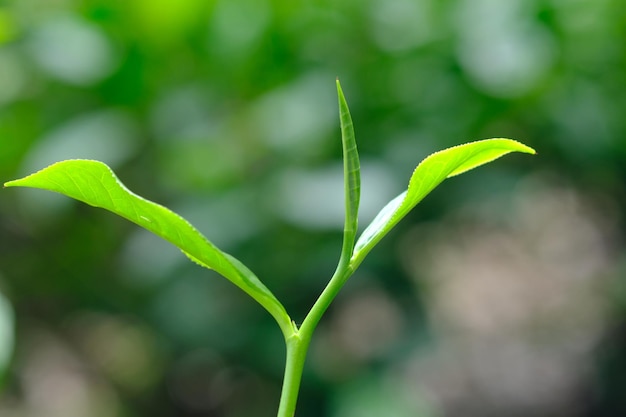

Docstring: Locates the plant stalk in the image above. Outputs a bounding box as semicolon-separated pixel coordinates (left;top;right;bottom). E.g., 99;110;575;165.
276;330;310;417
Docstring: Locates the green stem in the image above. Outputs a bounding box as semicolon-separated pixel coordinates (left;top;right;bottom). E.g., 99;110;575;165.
276;255;357;417
277;261;355;417
277;330;310;417
300;260;353;339
276;80;360;417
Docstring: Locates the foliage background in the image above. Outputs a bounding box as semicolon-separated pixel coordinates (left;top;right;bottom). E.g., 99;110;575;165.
1;0;625;416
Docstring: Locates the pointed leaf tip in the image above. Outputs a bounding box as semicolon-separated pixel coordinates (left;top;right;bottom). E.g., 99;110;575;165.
336;76;360;264
4;159;293;336
352;138;535;266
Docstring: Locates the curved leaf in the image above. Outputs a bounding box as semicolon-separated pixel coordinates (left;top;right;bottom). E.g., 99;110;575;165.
352;138;535;266
337;79;360;263
4;160;292;336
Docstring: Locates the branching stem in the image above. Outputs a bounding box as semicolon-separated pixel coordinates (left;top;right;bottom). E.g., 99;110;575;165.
276;328;310;417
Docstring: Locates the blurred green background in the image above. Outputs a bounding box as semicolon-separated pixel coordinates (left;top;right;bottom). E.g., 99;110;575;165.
1;0;625;416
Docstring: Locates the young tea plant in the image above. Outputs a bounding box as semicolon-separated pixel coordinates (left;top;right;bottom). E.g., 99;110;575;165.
5;80;535;417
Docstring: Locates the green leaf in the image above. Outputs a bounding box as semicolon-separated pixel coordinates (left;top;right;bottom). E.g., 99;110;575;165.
351;138;536;266
4;160;293;336
337;79;361;264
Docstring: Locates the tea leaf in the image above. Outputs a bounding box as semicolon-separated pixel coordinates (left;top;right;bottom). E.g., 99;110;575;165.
352;138;536;265
5;160;292;335
337;79;360;263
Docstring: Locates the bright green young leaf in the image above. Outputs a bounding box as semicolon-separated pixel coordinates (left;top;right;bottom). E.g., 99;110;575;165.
337;79;360;263
4;160;293;337
351;138;536;266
